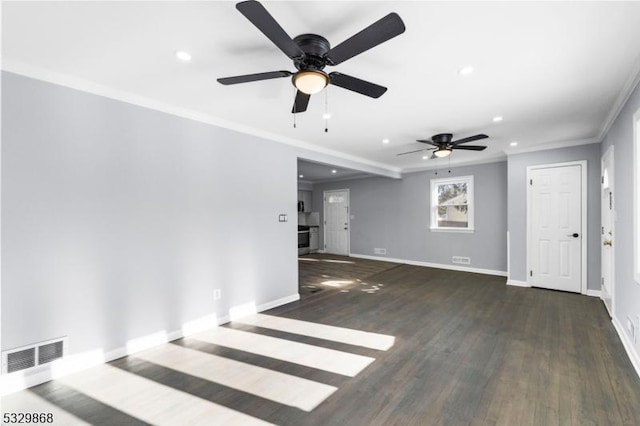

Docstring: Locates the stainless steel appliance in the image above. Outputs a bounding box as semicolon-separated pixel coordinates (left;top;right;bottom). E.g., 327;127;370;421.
298;225;310;255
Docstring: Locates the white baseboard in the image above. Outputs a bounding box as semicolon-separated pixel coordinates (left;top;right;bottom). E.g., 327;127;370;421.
586;289;602;298
257;294;300;312
612;316;640;380
506;279;530;287
0;293;300;395
349;253;508;277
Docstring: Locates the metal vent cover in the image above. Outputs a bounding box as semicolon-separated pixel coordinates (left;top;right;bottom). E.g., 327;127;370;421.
2;337;67;374
7;347;36;373
38;341;64;365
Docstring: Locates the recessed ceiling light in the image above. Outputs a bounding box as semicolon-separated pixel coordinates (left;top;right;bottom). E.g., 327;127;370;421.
493;116;503;123
422;155;429;160
458;66;474;75
175;50;192;62
382;138;390;144
322;113;331;120
331;169;337;174
510;141;518;147
299;174;304;178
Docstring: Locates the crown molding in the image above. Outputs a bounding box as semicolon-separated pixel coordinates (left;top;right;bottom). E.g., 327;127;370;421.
598;53;640;142
2;60;402;179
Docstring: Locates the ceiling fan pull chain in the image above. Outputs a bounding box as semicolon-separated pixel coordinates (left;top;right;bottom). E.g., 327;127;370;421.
448;155;451;173
293;87;297;128
324;87;329;133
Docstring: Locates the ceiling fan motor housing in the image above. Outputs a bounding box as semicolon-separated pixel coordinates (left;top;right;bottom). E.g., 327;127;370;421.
293;34;331;71
432;133;454;146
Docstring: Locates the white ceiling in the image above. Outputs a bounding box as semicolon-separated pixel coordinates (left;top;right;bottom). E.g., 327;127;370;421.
4;1;640;175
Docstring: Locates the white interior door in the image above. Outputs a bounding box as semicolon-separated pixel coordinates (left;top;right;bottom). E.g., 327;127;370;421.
529;164;583;293
323;190;349;255
601;148;615;315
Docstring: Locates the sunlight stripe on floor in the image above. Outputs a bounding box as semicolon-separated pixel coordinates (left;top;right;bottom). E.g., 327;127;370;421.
192;327;375;377
134;343;337;411
235;314;395;351
1;390;90;426
58;364;273;426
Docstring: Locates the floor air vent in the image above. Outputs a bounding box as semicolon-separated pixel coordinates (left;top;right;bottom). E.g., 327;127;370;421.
2;337;67;374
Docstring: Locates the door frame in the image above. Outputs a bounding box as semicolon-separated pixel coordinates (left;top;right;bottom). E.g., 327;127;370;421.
526;160;588;294
601;145;615;315
323;189;350;255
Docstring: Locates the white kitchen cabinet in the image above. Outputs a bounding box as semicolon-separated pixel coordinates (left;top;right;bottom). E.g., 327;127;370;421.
309;227;319;252
297;190;313;212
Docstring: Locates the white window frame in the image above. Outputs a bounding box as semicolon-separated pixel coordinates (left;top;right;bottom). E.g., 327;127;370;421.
633;108;640;284
430;175;475;233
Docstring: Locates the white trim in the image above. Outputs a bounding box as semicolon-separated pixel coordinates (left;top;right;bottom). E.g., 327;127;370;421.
349;253;508;277
634;108;640;285
323;189;350;256
601;145;616;315
586;289;602;298
526;161;588;295
429;227;475;233
256;294;300;312
506;279;530;288
598;54;640;142
507;231;511;277
612;317;640;380
3;62;402;180
0;293;299;395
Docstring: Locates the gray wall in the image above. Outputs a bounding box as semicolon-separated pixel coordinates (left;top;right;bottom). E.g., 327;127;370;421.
312;162;508;273
601;79;640;353
1;72;298;353
507;144;602;289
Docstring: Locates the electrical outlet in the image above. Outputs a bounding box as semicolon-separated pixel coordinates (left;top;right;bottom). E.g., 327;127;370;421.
637;315;640;344
627;316;635;341
214;289;222;301
374;248;387;255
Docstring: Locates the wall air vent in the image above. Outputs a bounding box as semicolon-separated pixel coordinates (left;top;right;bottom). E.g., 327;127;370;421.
2;337;68;374
7;348;36;373
452;256;471;265
38;340;64;365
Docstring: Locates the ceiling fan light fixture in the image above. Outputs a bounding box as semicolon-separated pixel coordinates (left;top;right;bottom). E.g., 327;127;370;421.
293;70;328;95
434;148;452;158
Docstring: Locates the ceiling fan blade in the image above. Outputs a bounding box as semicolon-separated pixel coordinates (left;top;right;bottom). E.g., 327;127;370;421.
416;139;439;147
292;90;310;114
329;72;387;98
217;70;292;85
325;13;406;65
396;148;427;156
452;134;489;145
236;0;304;60
453;145;487;151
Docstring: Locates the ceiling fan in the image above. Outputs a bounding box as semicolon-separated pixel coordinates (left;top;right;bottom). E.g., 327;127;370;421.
397;133;489;159
217;0;406;113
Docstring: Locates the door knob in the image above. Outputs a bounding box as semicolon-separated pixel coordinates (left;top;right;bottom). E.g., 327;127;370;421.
603;240;612;246
568;233;580;238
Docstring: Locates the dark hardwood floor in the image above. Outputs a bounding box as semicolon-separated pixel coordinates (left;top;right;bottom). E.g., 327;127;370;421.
7;254;640;425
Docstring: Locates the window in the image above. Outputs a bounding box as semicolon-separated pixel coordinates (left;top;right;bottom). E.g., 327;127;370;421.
430;175;474;232
634;108;640;284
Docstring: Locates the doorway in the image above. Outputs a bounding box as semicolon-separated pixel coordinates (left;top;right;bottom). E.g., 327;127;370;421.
527;161;587;294
601;147;615;316
323;189;350;255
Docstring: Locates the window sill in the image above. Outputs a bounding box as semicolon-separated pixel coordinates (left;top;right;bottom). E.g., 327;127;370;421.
430;227;475;234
